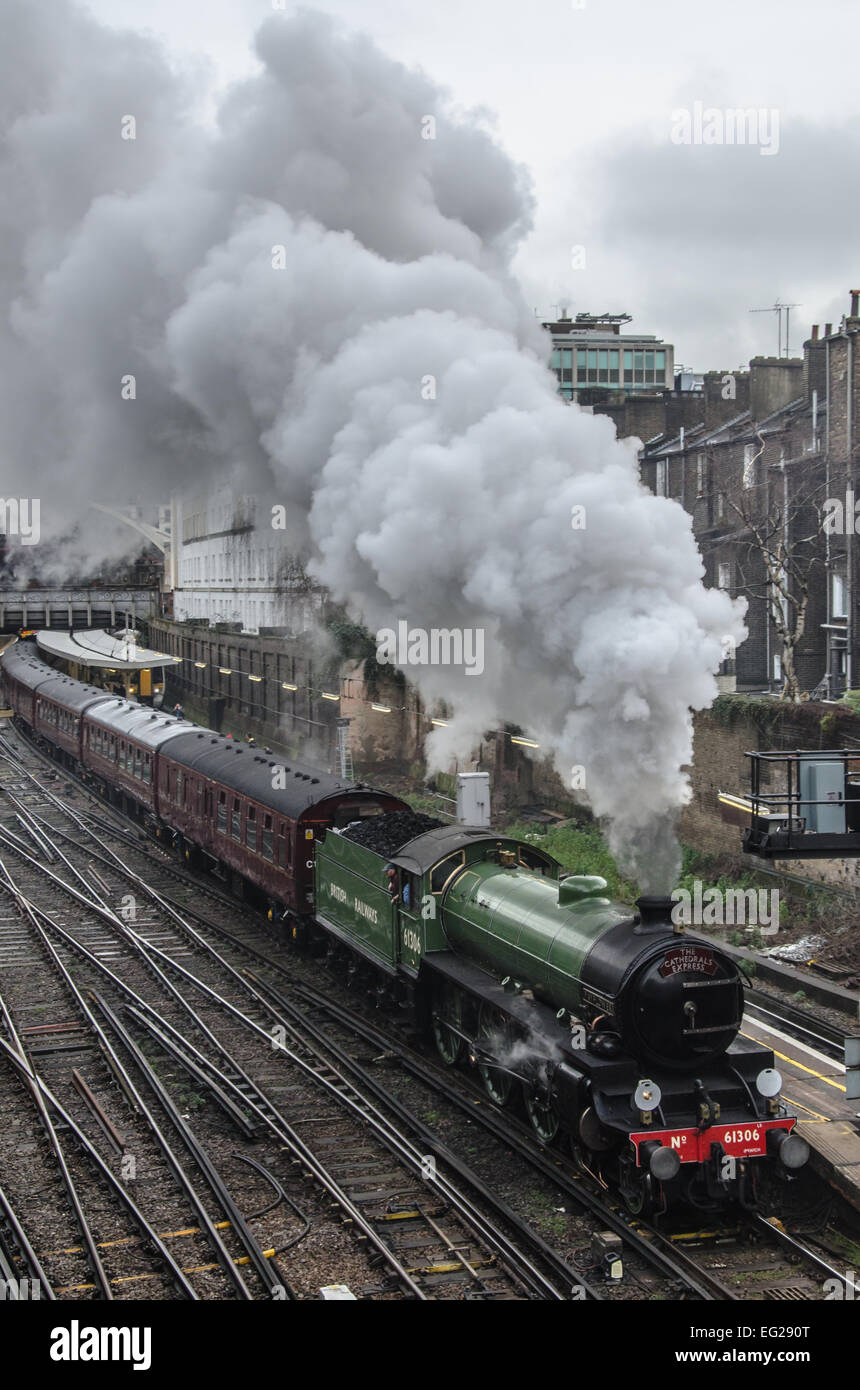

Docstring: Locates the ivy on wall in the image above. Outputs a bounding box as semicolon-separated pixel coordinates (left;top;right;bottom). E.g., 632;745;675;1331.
710;694;784;738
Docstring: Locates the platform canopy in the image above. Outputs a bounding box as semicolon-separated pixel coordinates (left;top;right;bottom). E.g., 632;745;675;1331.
35;628;182;672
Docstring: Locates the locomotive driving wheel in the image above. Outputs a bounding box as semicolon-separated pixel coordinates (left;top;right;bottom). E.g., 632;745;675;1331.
523;1085;561;1144
621;1170;656;1217
476;1003;517;1106
431;980;464;1065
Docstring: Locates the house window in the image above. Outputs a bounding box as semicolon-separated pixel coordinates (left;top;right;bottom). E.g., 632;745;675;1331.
716;491;726;520
696;453;706;496
655;459;667;496
718;562;732;591
743;443;757;489
773;653;782;682
832;573;848;619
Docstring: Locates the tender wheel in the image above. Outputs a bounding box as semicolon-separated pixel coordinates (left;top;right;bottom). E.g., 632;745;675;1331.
524;1085;561;1144
476;1003;517;1106
431;981;464;1065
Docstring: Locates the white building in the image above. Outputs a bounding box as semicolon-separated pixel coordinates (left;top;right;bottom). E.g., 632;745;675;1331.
543;310;674;403
171;489;324;634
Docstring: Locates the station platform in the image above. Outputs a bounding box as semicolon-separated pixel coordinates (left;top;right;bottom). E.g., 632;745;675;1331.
741;1010;860;1212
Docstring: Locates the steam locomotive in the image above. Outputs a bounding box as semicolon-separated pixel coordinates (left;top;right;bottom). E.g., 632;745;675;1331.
0;639;808;1213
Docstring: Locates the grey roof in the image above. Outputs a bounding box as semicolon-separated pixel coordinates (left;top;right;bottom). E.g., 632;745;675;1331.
87;699;201;752
163;731;358;819
1;641;113;712
36;628;181;672
392;824;503;875
640;422;706;458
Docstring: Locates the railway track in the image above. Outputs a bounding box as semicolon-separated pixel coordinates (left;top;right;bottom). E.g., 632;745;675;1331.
0;738;598;1299
744;991;848;1061
0;723;852;1301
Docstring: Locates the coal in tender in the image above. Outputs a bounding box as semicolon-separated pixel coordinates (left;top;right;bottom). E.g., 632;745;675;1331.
342;809;442;858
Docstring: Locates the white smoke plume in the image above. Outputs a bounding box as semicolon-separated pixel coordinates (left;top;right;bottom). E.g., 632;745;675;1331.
1;3;746;891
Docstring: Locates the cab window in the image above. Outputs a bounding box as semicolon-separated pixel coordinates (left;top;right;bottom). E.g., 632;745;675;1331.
430;851;466;894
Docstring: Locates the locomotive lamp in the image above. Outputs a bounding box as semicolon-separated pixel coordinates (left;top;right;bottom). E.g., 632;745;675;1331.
634;1078;661;1124
755;1067;782;1097
756;1067;783;1116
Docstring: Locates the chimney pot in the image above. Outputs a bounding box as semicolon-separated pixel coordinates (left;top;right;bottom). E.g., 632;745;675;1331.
851;290;860;317
825;323;833;336
811;324;819;340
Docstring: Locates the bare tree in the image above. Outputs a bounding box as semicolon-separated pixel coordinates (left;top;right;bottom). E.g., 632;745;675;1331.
727;431;826;702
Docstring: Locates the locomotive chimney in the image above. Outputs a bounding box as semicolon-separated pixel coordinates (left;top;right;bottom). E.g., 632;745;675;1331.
634;894;681;933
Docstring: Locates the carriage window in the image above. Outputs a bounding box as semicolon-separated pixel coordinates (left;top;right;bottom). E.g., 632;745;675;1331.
143;755;151;785
217;791;227;834
175;769;182;801
110;735;116;760
262;813;273;861
245;805;257;850
231;798;241;840
430;851;466;894
134;748;142;780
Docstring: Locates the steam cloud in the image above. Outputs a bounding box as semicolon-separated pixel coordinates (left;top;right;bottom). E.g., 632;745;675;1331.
1;2;746;891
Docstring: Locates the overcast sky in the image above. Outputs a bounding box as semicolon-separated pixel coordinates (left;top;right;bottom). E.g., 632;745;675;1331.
84;0;859;371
